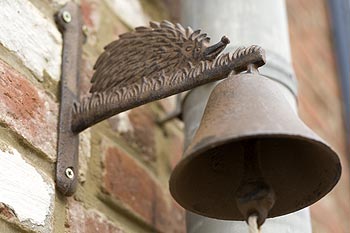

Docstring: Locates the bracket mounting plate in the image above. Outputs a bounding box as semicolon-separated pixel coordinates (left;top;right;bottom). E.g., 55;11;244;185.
55;2;83;196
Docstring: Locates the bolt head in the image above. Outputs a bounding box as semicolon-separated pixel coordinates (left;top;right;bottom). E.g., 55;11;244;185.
65;167;75;179
62;11;72;23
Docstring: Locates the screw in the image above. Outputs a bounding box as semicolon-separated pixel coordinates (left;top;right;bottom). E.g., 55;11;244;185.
62;11;72;23
65;167;75;179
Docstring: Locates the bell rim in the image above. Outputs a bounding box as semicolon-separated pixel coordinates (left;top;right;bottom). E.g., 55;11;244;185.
169;134;341;220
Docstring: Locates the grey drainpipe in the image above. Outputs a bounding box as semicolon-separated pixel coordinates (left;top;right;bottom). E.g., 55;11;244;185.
180;0;312;232
328;0;350;172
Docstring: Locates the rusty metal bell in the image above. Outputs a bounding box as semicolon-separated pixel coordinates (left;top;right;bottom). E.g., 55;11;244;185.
169;72;341;222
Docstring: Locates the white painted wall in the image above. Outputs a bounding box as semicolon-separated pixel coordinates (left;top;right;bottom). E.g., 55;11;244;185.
0;145;54;227
0;0;62;82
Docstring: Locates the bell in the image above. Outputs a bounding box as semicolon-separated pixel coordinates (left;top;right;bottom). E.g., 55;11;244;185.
169;71;341;223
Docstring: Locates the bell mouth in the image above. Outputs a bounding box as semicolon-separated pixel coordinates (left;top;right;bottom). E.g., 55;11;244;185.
169;135;341;220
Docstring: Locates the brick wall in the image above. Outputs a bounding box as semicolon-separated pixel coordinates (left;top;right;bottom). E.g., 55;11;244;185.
0;0;185;232
286;0;350;232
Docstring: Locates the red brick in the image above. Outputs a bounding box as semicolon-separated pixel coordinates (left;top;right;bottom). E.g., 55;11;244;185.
0;203;16;221
168;132;184;170
80;58;95;94
101;142;185;232
286;0;350;231
67;200;123;233
102;145;155;222
127;106;157;163
0;60;58;160
108;106;157;163
154;189;186;233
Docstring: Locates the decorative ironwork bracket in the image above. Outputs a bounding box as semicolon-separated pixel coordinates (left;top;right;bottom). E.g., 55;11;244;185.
55;2;266;196
55;2;83;195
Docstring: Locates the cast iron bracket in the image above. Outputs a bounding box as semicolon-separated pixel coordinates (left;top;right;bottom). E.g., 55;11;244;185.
55;2;83;195
55;2;266;196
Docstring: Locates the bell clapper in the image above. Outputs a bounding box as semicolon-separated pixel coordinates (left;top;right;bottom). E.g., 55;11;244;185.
235;139;275;231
